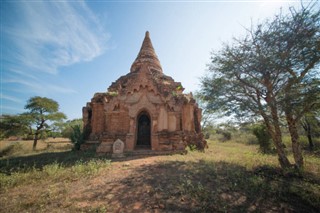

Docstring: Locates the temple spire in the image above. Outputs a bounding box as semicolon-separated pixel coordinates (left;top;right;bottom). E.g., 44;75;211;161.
130;31;163;73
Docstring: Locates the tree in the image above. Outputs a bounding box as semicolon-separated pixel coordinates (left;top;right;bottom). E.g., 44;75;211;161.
199;3;320;169
301;112;320;150
25;96;66;150
275;5;320;167
61;119;83;138
194;93;215;131
0;114;33;139
49;122;64;138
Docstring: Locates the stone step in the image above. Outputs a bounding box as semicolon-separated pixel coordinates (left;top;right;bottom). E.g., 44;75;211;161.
80;141;100;151
126;149;187;156
85;140;100;144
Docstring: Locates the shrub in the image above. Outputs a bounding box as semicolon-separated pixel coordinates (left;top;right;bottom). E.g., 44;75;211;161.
216;129;232;142
70;125;84;151
252;124;272;153
23;134;34;140
187;144;198;152
222;131;231;141
233;132;258;145
40;130;48;140
204;132;210;139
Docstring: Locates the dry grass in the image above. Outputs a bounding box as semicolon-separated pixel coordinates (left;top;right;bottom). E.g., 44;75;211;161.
0;140;319;212
0;137;72;157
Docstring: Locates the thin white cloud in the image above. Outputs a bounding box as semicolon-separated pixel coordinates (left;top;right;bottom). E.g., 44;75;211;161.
0;94;23;103
3;0;109;74
1;0;103;115
4;78;77;95
7;67;39;80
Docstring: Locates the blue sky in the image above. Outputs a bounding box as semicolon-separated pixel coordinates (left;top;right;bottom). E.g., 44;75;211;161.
0;0;306;120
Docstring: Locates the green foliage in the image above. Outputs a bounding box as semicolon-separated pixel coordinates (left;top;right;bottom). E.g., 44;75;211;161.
107;91;118;97
187;144;197;152
176;85;183;90
222;131;231;141
300;112;320;150
233;132;258;145
252;124;272;154
25;97;66;123
70;125;84;150
24;134;35;140
48;122;64;138
24;96;67;150
39;130;48;140
25;96;59;113
171;91;177;96
216;128;232;142
61;119;83;138
0;114;33;139
199;3;320;169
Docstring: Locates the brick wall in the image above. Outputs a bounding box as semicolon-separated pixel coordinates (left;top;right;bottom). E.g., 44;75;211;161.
91;103;105;134
106;111;130;133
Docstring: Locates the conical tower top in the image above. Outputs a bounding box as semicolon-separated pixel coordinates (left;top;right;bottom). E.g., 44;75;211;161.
130;31;163;73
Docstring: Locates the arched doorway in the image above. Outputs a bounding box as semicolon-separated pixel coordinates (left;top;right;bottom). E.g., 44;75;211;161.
136;111;151;149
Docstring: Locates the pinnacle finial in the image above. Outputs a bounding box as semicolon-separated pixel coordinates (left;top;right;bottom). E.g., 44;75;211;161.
130;31;163;73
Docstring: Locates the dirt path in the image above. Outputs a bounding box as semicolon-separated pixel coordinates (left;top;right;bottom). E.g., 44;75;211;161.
68;156;188;212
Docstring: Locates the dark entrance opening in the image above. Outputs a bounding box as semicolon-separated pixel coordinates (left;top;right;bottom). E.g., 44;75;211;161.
136;112;151;149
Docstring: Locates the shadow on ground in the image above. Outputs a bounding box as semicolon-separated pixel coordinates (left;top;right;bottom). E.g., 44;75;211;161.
0;150;182;173
1;151;319;212
74;160;319;213
0;150;95;173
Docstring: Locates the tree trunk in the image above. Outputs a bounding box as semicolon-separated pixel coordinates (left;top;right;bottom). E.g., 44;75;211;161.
263;80;292;169
273;127;291;169
33;132;39;151
307;131;314;151
33;122;44;151
260;86;292;169
262;108;292;169
286;112;304;168
304;121;314;151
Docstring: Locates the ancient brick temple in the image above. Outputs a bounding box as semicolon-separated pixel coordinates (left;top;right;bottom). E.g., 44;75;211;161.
82;31;207;154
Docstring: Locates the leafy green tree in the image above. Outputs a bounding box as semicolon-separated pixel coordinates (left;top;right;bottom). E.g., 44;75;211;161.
0;114;33;139
25;96;66;150
276;6;320;167
199;3;320;169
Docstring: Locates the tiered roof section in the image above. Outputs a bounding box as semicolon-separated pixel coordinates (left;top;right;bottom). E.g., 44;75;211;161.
107;31;185;98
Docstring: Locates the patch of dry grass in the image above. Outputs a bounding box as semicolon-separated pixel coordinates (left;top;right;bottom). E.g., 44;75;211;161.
0;137;72;157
